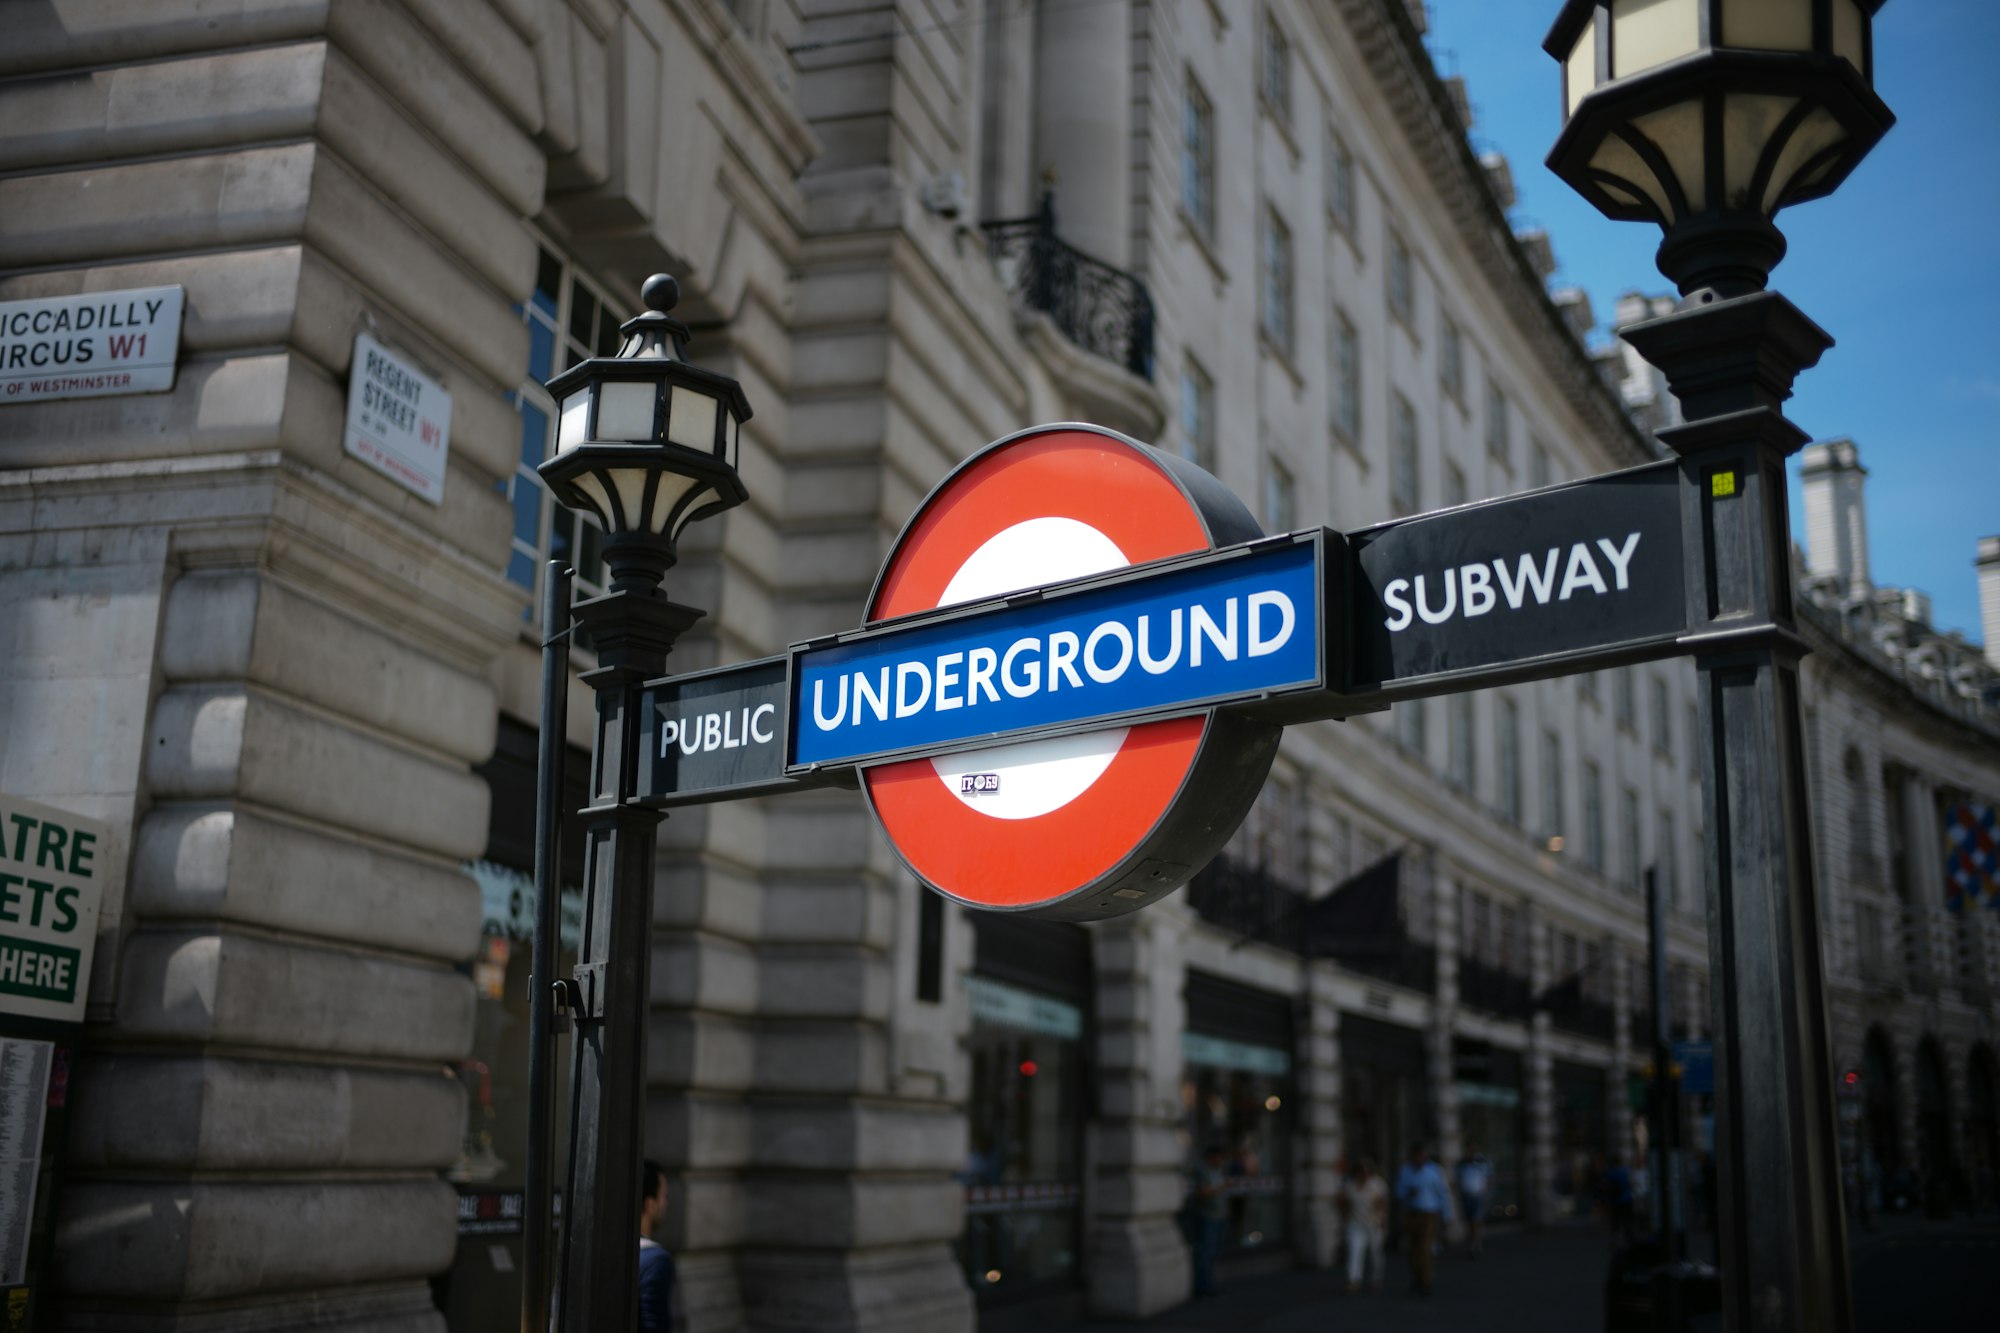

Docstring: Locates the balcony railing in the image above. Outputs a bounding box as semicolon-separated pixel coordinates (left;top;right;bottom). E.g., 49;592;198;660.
1549;995;1618;1043
1186;856;1305;953
983;195;1156;381
1457;955;1533;1019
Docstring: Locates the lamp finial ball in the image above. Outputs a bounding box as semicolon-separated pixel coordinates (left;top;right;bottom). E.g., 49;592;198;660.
641;273;680;315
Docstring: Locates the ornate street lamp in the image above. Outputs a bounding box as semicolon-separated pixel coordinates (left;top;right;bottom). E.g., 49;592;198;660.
1544;6;1894;1332
1546;0;1893;295
540;273;752;592
525;274;751;1333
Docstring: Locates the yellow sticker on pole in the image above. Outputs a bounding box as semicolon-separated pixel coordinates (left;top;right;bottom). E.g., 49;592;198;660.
1710;471;1737;498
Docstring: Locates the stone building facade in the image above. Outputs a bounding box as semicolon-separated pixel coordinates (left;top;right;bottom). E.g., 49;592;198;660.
2;2;1993;1332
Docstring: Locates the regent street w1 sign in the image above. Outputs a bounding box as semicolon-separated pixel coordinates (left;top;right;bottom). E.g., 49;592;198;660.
635;423;1693;918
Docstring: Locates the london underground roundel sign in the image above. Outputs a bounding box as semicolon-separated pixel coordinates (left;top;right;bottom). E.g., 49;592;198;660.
861;424;1282;921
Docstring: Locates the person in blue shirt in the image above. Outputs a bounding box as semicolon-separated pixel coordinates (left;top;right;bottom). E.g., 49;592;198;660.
638;1159;676;1331
1393;1143;1452;1295
1456;1142;1493;1257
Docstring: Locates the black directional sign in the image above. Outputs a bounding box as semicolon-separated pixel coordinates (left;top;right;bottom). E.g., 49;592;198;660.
1343;460;1686;700
636;657;850;807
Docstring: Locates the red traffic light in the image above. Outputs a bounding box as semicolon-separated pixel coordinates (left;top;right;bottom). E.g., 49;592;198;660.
1842;1069;1860;1087
1018;1060;1038;1078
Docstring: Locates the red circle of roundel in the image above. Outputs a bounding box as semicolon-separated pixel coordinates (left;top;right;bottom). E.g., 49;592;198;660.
862;426;1220;911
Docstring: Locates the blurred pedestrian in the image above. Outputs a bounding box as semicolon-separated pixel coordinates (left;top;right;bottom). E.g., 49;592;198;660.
638;1159;676;1332
1341;1156;1389;1292
1456;1142;1493;1256
1190;1141;1230;1298
1394;1143;1451;1295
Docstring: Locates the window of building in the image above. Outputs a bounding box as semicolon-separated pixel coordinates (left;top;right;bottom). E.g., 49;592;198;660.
1261;13;1292;124
1332;309;1361;442
1542;729;1565;846
1183;75;1216;238
1529;440;1553;490
1326;127;1356;231
508;246;622;613
1398;698;1427;757
1614;668;1637;730
1262;206;1294;354
1440;315;1465;402
1249;773;1304;885
1444;460;1467;509
1387;228;1415;325
1583;761;1605;872
1391;394;1419;516
1621;785;1643;890
1450;694;1476;790
1687;702;1702;767
1180;356;1216;468
1484;376;1510;462
1497;696;1522;825
1579;670;1599;704
1650;675;1672;758
1263;454;1295;532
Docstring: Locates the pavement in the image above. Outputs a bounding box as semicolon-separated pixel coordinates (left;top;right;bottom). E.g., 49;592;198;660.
1036;1213;2000;1333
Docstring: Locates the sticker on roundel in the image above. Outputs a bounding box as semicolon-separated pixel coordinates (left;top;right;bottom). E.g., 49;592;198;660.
862;426;1222;912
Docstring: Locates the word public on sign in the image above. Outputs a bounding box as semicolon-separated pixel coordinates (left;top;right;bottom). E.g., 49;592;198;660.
343;332;452;504
0;285;184;404
636;657;850;808
1345;460;1686;696
790;539;1324;770
0;794;108;1025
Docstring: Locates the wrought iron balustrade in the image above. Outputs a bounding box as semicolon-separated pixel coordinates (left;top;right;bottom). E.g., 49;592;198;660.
1457;955;1533;1018
1549;995;1618;1042
1187;856;1306;953
983;196;1156;381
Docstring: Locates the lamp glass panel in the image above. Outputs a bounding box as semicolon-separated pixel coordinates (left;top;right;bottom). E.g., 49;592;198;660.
1631;99;1707;218
648;471;706;536
1565;15;1598;117
606;466;654;533
1755;101;1846;212
596;379;659;442
666;385;721;455
1611;0;1700;79
1719;93;1799;210
1587;130;1676;221
569;470;616;528
1833;0;1865;75
557;390;592;454
1721;0;1810;52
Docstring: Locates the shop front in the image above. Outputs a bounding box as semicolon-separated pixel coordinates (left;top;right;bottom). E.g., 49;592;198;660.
1552;1059;1609;1218
959;916;1091;1307
432;720;588;1332
1341;1014;1431;1182
1453;1040;1527;1221
1182;971;1295;1258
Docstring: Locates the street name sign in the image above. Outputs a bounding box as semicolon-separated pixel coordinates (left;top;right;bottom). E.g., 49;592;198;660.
0;285;183;404
344;332;452;504
0;794;107;1026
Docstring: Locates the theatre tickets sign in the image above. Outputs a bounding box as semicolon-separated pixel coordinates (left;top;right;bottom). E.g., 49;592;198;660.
0;795;107;1026
0;285;184;404
629;423;1690;922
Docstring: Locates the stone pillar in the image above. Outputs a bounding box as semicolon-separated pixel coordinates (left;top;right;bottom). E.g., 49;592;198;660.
2;5;538;1325
1526;914;1558;1224
1033;0;1132;265
1087;907;1192;1318
1429;873;1462;1184
1294;971;1344;1268
1893;1038;1922;1178
1609;947;1635;1160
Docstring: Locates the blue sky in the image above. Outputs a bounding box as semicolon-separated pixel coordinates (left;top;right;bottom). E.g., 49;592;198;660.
1424;0;1997;646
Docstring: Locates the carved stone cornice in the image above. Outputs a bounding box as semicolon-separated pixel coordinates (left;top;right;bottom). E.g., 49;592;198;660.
1328;0;1656;470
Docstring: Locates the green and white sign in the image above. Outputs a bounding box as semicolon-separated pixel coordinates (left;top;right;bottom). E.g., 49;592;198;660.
0;795;106;1025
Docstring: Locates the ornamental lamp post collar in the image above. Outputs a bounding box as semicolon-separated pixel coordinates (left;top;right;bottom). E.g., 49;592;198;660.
539;273;752;596
1544;0;1894;298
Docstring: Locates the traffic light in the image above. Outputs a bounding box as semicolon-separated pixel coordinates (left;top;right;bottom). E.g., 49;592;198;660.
1840;1068;1861;1098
